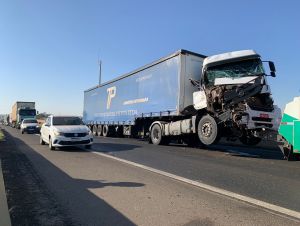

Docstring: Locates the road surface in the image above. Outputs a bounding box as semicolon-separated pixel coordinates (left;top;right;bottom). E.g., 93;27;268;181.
0;125;299;225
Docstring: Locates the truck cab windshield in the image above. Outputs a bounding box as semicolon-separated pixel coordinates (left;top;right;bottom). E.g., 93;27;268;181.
19;109;36;116
204;59;264;87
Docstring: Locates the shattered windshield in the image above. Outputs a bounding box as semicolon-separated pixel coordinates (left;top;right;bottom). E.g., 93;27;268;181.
204;59;264;86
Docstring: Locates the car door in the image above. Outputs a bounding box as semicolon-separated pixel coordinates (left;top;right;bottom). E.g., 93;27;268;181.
42;117;51;143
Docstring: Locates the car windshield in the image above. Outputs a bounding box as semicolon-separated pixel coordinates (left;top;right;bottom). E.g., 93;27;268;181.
23;119;37;123
53;117;84;125
204;59;264;86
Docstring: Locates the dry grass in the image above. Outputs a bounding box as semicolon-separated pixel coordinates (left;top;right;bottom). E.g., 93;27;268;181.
0;130;4;142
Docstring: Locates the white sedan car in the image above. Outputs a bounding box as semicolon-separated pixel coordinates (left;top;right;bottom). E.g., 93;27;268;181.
40;116;93;150
21;118;39;134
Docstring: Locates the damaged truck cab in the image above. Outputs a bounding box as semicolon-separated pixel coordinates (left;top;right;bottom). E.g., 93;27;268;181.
192;50;281;145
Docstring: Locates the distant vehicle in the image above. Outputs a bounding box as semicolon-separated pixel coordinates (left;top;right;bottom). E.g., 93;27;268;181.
278;97;300;160
10;101;37;129
83;49;281;147
20;119;39;134
40;116;93;150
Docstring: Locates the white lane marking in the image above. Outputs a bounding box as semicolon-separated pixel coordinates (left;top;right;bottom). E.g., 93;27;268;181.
91;150;300;221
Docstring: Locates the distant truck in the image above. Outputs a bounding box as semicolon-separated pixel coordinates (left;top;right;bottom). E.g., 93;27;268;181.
83;49;281;146
278;97;300;160
11;101;37;129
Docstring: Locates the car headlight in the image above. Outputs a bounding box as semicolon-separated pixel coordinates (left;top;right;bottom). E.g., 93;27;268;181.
53;130;64;136
88;130;92;135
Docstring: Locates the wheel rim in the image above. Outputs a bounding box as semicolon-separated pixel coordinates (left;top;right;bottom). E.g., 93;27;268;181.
152;127;160;142
202;122;212;137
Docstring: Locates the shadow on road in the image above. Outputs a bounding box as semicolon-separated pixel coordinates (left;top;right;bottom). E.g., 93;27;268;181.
0;127;143;226
92;135;285;161
92;142;141;153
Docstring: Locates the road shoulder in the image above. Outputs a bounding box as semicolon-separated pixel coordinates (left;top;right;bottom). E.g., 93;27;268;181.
0;163;11;226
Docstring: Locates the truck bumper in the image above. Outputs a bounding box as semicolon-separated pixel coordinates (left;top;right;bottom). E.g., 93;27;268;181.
240;105;281;131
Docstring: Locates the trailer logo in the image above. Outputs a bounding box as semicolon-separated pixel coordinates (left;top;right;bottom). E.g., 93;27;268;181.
107;86;116;109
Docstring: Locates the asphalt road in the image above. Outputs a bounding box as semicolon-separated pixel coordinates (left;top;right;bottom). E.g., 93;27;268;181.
1;125;300;225
91;135;300;212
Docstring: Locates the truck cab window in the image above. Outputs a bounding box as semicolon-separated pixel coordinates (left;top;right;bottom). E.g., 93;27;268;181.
204;59;265;87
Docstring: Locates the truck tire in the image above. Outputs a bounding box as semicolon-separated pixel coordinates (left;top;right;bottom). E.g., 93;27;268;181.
97;125;102;136
239;135;261;146
49;137;55;151
150;124;168;145
197;115;219;146
102;125;110;137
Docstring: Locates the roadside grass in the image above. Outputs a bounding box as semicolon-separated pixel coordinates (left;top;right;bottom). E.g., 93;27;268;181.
0;130;4;142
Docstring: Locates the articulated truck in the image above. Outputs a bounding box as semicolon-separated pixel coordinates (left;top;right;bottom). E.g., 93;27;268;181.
10;101;37;129
83;49;281;146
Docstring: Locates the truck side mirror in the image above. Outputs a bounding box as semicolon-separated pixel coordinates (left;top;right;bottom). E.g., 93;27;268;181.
269;61;276;77
270;71;276;77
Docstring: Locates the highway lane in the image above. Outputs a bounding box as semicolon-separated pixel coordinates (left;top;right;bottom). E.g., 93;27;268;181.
90;135;300;212
1;125;300;225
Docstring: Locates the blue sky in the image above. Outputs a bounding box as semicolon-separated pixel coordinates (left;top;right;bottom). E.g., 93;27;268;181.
0;0;299;115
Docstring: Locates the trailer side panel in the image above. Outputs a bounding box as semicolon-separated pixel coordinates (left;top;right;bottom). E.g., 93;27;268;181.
84;56;180;124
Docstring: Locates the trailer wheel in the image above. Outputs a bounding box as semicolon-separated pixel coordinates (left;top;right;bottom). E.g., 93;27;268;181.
197;115;219;146
239;135;261;146
102;125;110;137
97;125;102;136
92;125;98;136
150;124;164;145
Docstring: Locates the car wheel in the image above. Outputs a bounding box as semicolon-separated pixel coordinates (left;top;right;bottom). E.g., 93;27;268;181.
49;137;55;151
40;135;45;145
